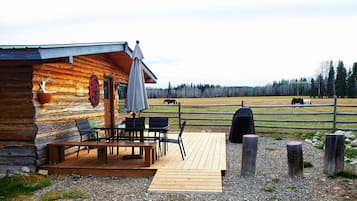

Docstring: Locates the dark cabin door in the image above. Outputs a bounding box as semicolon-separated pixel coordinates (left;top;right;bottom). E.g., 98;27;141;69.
103;77;114;129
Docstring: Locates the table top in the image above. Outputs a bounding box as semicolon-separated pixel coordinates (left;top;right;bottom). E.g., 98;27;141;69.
117;124;168;130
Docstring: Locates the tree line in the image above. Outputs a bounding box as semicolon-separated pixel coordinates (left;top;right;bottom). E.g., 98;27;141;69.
147;61;357;98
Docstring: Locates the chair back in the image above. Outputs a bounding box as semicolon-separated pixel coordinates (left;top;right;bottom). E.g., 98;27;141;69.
149;117;168;128
178;121;186;139
125;117;145;129
75;119;92;136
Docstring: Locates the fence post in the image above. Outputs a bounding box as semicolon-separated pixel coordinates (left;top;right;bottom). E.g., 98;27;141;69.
333;96;337;132
178;102;181;128
241;134;258;177
287;141;303;177
324;133;345;176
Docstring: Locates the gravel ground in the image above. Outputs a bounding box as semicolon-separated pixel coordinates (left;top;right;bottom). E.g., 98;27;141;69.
34;137;356;201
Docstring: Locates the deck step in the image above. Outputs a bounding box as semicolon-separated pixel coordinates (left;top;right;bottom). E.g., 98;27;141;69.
148;169;222;192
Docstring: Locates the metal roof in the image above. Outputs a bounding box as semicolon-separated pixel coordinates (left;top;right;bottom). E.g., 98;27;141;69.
0;42;157;83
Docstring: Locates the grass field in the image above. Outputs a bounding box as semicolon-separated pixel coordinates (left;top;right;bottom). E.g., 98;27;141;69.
144;96;357;136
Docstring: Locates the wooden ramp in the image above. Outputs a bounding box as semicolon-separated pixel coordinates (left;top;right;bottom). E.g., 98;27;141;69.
148;169;222;192
148;132;226;193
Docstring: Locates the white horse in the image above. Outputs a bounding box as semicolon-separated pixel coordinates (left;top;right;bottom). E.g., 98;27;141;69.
303;99;311;104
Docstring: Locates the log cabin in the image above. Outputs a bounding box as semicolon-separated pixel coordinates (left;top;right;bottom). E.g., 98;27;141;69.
0;42;157;173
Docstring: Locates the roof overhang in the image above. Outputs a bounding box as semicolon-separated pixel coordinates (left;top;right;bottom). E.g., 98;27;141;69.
0;42;157;83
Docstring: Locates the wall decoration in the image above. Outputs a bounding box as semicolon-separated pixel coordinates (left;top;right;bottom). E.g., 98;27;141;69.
88;75;100;107
37;77;55;104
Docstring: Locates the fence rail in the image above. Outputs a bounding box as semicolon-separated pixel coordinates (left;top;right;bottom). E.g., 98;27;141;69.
141;97;357;132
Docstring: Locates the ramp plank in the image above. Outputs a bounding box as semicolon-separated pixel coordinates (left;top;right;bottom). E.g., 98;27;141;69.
148;169;222;192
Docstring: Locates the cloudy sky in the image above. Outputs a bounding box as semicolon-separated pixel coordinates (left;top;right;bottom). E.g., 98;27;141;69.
1;0;357;88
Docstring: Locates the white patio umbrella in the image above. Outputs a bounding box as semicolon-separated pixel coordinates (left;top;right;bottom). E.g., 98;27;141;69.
126;40;149;116
125;41;149;159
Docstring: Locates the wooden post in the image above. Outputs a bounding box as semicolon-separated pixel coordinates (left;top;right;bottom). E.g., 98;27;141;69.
333;96;337;132
287;141;303;177
324;133;345;176
241;134;258;177
97;147;107;163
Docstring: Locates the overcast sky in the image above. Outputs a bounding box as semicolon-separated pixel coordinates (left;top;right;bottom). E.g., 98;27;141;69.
1;0;357;88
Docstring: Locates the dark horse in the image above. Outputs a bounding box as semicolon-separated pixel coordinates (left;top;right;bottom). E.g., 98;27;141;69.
291;98;304;105
163;99;177;104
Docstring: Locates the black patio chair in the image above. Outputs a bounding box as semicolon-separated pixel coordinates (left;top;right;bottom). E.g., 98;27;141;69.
148;117;168;140
160;121;186;160
124;117;146;158
75;119;97;158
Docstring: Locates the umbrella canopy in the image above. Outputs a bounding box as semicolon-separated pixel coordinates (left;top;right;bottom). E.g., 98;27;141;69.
126;41;149;113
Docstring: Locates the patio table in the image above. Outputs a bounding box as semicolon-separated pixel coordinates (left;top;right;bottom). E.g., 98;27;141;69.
117;124;169;157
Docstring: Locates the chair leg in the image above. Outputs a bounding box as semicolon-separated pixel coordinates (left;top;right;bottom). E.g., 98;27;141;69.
181;140;186;156
178;143;185;160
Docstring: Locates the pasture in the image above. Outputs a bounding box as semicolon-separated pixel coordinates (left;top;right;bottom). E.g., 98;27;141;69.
144;96;357;136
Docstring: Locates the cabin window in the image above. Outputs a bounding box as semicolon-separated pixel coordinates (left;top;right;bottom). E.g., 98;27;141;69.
117;83;127;113
103;81;109;99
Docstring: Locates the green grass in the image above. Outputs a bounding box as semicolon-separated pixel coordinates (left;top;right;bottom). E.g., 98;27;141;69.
334;168;357;179
0;173;51;200
286;185;297;192
272;178;280;183
345;147;357;159
303;161;314;168
40;189;89;201
265;147;278;151
261;186;275;193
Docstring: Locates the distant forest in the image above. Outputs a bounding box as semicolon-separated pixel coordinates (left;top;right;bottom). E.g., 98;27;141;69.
147;61;357;98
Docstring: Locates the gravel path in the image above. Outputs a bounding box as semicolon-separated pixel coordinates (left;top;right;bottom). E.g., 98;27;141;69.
34;137;356;201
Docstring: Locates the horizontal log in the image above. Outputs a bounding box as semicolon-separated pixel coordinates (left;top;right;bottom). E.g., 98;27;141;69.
35;113;103;122
0;118;34;124
36;127;77;139
0;140;34;148
0;104;35;112
35;130;79;145
0;72;32;81
36;121;76;133
0;80;32;89
35;110;103;121
0;123;37;131
0;148;36;157
0;133;36;141
0;90;33;97
0;157;36;166
0;65;32;72
0;96;33;104
36;158;47;166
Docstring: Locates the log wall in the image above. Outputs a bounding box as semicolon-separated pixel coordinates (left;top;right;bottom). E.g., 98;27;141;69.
34;55;130;166
0;65;37;172
0;54;132;172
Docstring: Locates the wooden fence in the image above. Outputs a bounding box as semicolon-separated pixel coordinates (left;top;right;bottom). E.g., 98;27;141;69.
141;97;357;132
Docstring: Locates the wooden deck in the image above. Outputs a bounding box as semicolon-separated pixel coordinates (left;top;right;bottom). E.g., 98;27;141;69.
41;132;226;192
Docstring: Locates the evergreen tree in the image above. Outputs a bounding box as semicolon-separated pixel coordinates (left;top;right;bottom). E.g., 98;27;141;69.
310;78;318;98
327;61;335;97
347;69;356;98
352;62;357;98
316;74;325;98
167;82;172;98
335;61;347;98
